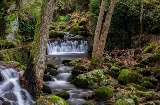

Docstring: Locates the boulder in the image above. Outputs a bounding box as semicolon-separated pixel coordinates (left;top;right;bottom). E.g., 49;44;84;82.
43;74;52;81
42;84;52;94
49;30;64;38
72;69;109;88
95;86;113;101
2;101;11;105
55;90;70;100
114;99;135;105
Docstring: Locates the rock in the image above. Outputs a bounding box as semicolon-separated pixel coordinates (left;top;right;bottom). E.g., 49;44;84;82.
35;95;69;105
42;84;52;94
69;25;86;35
49;69;60;76
43;74;52;81
83;101;94;105
72;69;109;88
118;69;140;84
104;63;112;69
153;68;160;80
47;63;57;69
49;30;64;38
67;61;77;66
2;101;11;105
62;59;72;65
0;97;4;102
136;91;153;100
107;66;121;78
71;65;87;75
141;81;155;89
114;99;135;105
135;68;151;76
134;63;146;68
55;90;70;100
3;92;17;101
95;86;113;101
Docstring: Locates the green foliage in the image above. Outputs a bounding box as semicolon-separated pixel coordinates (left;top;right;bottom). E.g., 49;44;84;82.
95;86;113;101
143;45;153;53
49;30;64;38
114;99;135;105
0;40;17;49
48;95;69;105
136;91;153;99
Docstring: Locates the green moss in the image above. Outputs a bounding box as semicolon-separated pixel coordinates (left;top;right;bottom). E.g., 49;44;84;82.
134;63;146;68
153;68;160;77
49;30;64;38
136;91;153;99
0;40;17;49
104;63;112;69
95;86;113;101
83;101;94;105
48;95;69;105
135;68;151;76
129;83;146;91
141;81;154;89
118;69;139;84
67;60;77;66
42;84;52;94
49;69;60;76
55;91;70;100
143;46;153;53
69;25;86;35
154;45;160;54
47;63;57;69
114;99;135;105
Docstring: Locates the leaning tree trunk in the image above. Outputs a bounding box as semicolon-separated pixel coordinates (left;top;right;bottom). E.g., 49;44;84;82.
94;0;116;66
92;0;107;57
22;0;56;98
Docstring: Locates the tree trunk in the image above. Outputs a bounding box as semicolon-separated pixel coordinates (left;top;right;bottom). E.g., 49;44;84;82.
94;0;116;66
22;0;56;98
92;0;107;57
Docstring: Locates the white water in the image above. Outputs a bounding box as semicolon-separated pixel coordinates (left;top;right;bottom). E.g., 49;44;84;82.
0;66;33;105
47;40;88;55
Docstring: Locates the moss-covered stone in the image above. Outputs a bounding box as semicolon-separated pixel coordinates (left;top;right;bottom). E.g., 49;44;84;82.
114;99;135;105
67;60;77;66
104;63;112;69
153;68;160;80
83;101;94;105
55;90;70;100
69;25;86;35
95;86;113;101
141;81;155;89
134;63;146;68
129;83;146;91
118;69;139;84
62;59;72;65
71;65;87;75
42;84;52;94
72;69;109;88
136;91;153;99
107;66;121;78
49;69;60;76
49;30;64;38
43;74;52;81
135;68;151;76
143;46;153;53
116;92;140;105
47;63;57;69
35;95;69;105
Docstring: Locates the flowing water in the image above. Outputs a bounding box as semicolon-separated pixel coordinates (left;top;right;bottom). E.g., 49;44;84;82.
46;37;94;105
0;65;33;105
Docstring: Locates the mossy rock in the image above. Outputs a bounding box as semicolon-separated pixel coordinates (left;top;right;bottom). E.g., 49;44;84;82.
47;63;57;69
134;63;146;68
141;81;155;89
107;66;121;78
95;86;113;101
43;74;52;81
120;65;129;70
104;63;112;69
50;25;56;30
69;25;87;35
116;92;140;105
62;59;72;65
71;65;87;75
118;69;139;84
72;69;109;88
146;54;160;63
153;68;160;80
143;46;153;53
55;90;70;100
49;30;64;38
129;83;146;91
114;99;135;105
136;91;153;100
135;68;151;76
67;61;77;66
0;40;17;49
42;84;52;94
49;69;60;76
83;101;94;105
35;95;69;105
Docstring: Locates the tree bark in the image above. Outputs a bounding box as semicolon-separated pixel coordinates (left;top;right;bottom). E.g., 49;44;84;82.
94;0;116;66
92;0;107;57
22;0;56;98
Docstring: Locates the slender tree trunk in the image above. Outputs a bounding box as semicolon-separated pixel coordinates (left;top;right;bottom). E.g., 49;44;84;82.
94;0;116;66
22;0;56;98
92;0;107;57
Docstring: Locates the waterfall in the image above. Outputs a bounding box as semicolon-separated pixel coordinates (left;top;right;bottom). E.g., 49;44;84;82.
0;65;33;105
47;40;88;55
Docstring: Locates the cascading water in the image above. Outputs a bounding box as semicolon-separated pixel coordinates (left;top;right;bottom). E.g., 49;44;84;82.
47;40;88;55
0;65;33;105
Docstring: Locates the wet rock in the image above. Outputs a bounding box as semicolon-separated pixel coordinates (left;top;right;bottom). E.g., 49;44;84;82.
71;65;87;75
95;86;113;101
43;74;52;81
49;69;60;76
49;30;64;38
47;63;57;69
72;69;109;88
55;90;70;100
2;101;11;105
3;92;17;101
0;97;5;102
62;59;72;65
42;84;52;94
20;90;28;100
